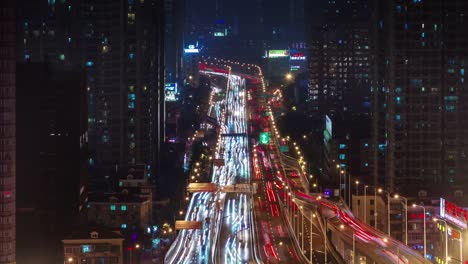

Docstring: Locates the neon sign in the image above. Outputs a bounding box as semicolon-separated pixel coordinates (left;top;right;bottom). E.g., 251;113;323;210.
440;198;467;229
267;50;289;58
184;44;199;53
290;53;306;60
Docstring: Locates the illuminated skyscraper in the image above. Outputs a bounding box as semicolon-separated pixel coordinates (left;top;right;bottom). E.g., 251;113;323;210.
372;0;468;193
306;0;372;179
16;0;165;187
0;0;16;263
82;0;165;186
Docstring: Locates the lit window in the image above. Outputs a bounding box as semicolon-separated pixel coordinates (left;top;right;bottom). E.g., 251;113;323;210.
121;205;127;211
364;143;369;147
128;102;135;109
25;54;30;60
122;224;127;229
59;54;65;60
339;144;346;149
396;115;401;121
128;13;135;23
339;154;346;160
365;163;369;167
110;205;116;211
128;93;136;101
82;245;91;253
86;61;94;67
129;53;135;60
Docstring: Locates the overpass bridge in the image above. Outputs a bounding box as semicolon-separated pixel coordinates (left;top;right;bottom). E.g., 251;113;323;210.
187;183;253;193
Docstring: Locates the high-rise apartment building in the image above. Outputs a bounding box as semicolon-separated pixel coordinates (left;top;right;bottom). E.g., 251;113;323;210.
17;0;165;187
372;0;468;194
306;0;372;179
0;1;16;263
16;63;88;263
82;0;165;185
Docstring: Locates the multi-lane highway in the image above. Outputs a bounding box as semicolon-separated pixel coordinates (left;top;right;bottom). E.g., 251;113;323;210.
166;60;430;264
166;67;260;264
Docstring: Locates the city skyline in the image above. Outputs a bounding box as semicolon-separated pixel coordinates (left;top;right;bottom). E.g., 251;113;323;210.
1;0;467;263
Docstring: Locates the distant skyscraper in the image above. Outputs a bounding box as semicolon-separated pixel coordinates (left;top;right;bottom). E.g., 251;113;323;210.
372;0;468;193
306;0;372;179
0;1;16;263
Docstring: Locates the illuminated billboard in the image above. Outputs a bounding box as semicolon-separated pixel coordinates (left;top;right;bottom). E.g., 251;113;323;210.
290;65;301;71
267;50;289;58
184;44;199;54
440;198;467;229
165;83;178;102
290;53;306;61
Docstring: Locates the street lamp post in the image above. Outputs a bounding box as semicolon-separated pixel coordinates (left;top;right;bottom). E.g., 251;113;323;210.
394;194;408;245
364;185;369;225
377;188;391;236
353;232;356;264
348;173;351;207
338;167;348;205
300;206;305;251
355;181;360;218
412;204;426;259
339;224;356;263
310;213;316;263
375;188;380;230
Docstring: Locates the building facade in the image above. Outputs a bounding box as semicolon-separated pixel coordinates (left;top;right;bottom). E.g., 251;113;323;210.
306;0;372;181
82;0;165;185
87;191;152;232
62;228;124;264
371;0;468;193
16;0;165;188
0;0;16;262
16;63;88;263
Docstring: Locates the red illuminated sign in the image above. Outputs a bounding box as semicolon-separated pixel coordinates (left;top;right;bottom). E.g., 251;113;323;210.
440;198;467;229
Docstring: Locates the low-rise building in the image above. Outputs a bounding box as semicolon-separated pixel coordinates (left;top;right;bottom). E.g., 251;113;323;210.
87;190;152;232
62;227;124;264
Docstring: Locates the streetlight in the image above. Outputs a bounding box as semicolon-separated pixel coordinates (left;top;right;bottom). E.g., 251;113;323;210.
374;188;383;230
412;204;426;259
67;257;74;263
285;73;293;80
355;181;360;218
340;169;346;202
300;205;305;250
364;185;369;225
394;194;408;245
310;213;316;262
377;188;391;235
340;224;356;264
433;218;448;263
